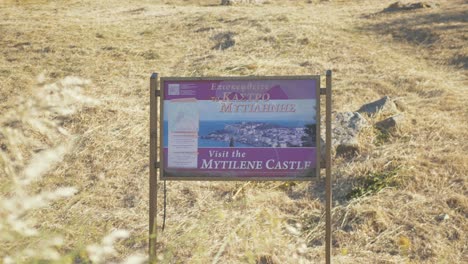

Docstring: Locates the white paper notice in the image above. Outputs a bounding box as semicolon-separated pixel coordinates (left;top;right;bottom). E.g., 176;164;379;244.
167;98;199;168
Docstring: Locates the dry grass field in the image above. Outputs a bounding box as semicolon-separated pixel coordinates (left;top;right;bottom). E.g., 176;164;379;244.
0;0;467;263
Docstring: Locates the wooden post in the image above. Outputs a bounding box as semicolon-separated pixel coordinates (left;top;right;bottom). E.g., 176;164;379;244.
325;70;333;264
149;73;159;262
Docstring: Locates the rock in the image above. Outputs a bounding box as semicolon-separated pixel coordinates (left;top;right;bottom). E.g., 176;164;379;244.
436;213;449;222
375;114;405;130
212;32;236;50
123;194;136;208
393;99;406;111
333;112;368;138
383;1;434;12
319;137;325;165
332;112;368;157
220;0;264;5
336;138;360;157
357;96;398;115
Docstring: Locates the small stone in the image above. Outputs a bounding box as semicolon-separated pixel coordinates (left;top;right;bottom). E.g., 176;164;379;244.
436;213;450;222
123;194;136;208
336;138;360;157
220;0;263;5
286;225;301;236
393;99;406;111
383;1;434;12
212;32;236;50
357;96;398;115
375;114;405;130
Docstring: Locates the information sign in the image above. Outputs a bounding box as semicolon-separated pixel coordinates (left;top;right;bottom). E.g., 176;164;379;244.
149;72;333;264
160;77;320;180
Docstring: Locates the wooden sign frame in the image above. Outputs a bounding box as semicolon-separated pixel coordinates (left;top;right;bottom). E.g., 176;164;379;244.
149;71;333;263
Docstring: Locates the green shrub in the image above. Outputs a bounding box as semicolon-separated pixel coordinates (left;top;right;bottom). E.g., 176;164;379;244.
347;169;399;199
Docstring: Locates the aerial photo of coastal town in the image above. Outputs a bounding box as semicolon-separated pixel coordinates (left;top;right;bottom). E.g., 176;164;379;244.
201;121;316;147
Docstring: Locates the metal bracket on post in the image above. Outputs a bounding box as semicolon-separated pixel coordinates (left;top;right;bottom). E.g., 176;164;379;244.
149;72;159;263
325;70;333;264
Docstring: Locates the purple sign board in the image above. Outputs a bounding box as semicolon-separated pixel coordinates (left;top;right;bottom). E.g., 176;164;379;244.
160;76;320;180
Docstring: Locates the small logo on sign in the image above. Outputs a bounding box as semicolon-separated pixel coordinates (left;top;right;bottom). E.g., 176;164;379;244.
168;84;180;95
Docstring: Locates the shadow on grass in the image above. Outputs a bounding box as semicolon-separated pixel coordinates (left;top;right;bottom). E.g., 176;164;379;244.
364;8;468;69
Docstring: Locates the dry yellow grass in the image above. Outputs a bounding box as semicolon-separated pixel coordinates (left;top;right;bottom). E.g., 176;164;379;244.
0;0;467;263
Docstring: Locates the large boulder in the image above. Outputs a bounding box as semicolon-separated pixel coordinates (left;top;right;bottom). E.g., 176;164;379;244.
357;96;398;115
332;112;368;157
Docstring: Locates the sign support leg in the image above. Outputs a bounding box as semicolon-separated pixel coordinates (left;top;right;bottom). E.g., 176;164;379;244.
149;73;159;263
325;70;333;264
